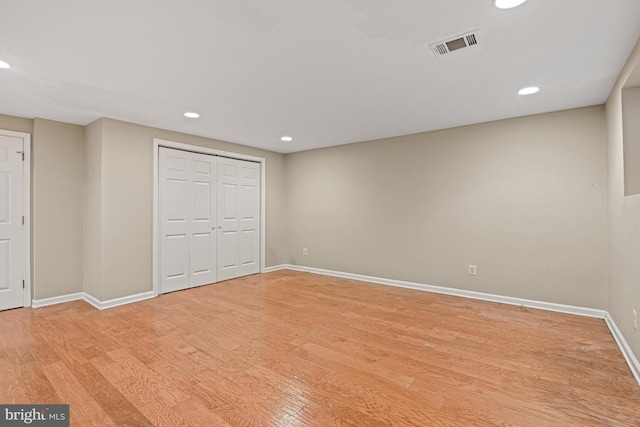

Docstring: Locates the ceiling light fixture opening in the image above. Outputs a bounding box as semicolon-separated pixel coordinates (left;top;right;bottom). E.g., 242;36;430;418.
184;112;200;118
0;60;10;69
518;86;540;95
494;0;527;9
281;136;293;142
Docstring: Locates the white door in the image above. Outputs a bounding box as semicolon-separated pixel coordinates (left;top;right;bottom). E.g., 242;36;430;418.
0;133;25;311
159;148;217;293
217;157;261;281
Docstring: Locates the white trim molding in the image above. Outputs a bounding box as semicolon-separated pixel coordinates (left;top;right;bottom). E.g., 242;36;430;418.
22;131;32;308
82;291;156;310
32;291;155;311
605;312;640;385
283;265;607;318
264;264;286;273
32;293;84;308
0;129;32;308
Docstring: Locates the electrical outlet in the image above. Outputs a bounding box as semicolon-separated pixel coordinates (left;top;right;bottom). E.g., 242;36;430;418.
303;248;308;256
468;264;477;275
634;309;638;331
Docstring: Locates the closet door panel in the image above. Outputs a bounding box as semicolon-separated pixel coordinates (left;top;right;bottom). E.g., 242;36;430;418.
188;153;217;287
217;159;241;281
238;162;260;276
160;148;217;293
240;230;257;266
159;148;190;293
217;157;260;281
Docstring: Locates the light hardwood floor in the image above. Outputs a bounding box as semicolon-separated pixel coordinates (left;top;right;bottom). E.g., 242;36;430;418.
1;270;639;426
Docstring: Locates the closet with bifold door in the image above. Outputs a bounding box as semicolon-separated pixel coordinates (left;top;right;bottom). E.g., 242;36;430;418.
159;147;260;294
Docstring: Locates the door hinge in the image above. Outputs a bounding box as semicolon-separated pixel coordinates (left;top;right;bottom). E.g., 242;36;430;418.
22;216;24;225
22;280;25;289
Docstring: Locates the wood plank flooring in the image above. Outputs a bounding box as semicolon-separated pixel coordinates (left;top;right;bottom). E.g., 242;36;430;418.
1;270;639;426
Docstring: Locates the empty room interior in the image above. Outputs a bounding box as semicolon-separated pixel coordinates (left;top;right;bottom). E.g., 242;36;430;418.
2;0;640;425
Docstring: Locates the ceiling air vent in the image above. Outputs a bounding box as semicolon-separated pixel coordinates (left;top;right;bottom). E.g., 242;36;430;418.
430;30;480;57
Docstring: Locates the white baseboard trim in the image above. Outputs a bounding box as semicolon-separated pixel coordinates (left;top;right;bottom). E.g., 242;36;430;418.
83;291;156;310
32;293;85;308
81;293;102;309
605;313;640;385
264;264;286;273
284;265;606;318
32;291;156;311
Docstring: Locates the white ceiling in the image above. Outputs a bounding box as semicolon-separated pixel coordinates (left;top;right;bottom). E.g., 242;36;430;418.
1;1;639;154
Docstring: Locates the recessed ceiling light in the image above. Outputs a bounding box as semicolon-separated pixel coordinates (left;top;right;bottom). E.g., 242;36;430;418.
184;112;200;118
494;0;527;9
518;86;540;95
0;60;10;69
281;136;293;142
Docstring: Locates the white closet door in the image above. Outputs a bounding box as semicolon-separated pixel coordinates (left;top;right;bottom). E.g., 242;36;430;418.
188;154;217;287
159;148;216;293
0;134;24;311
217;157;260;281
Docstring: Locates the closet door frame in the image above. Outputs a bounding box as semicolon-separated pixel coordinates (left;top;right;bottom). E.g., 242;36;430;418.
152;138;266;297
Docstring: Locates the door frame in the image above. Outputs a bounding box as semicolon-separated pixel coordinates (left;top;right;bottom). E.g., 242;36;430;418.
0;129;31;308
152;138;266;297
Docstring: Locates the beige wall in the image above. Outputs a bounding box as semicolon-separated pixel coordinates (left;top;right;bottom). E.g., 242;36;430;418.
286;106;608;308
0;101;616;319
88;118;286;301
83;119;104;300
0;114;33;134
32;119;85;299
606;38;640;360
0;107;612;312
